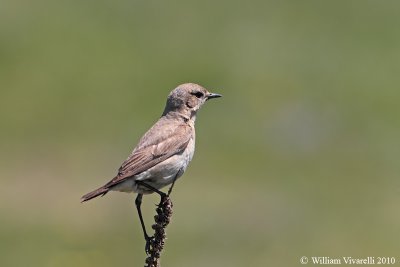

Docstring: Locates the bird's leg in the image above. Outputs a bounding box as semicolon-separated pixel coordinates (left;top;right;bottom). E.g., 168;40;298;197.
135;194;153;254
136;180;167;200
135;177;181;255
167;170;181;196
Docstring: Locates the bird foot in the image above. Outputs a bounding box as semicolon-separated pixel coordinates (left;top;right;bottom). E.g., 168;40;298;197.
145;235;155;255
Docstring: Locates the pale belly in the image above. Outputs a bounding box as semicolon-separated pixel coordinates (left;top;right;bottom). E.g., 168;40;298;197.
111;138;195;194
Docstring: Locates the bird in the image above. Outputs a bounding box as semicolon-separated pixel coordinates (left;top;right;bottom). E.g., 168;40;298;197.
81;83;221;252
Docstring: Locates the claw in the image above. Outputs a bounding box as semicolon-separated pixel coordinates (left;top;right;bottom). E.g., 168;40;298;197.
145;235;154;255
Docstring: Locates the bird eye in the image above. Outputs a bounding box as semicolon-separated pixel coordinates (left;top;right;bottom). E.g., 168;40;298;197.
191;91;204;98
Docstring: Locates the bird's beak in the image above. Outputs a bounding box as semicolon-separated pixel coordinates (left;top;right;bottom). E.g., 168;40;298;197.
206;93;222;100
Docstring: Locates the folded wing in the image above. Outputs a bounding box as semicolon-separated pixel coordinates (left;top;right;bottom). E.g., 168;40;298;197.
104;123;192;188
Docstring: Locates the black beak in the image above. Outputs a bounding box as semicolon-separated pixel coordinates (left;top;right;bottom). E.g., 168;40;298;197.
207;93;222;100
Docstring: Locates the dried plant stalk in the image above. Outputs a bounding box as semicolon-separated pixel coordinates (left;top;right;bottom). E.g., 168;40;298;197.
144;196;173;267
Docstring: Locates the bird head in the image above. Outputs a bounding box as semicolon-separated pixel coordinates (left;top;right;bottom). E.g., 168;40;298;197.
163;83;222;119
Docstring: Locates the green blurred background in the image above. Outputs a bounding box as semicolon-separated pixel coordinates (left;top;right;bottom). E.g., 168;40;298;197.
1;1;399;266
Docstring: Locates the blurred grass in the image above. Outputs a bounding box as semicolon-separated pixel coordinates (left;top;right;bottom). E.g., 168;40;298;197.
1;0;400;266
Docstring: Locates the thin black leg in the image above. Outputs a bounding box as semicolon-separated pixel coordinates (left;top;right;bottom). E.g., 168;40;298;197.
136;180;167;198
135;179;178;254
135;194;149;240
167;170;181;196
135;193;154;254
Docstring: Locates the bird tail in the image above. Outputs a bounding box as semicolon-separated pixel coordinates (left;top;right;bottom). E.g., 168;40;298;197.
81;186;109;202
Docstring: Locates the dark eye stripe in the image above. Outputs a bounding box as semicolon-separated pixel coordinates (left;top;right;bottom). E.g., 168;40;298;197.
191;91;204;98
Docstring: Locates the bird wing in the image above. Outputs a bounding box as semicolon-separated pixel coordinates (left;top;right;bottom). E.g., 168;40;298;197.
104;122;192;188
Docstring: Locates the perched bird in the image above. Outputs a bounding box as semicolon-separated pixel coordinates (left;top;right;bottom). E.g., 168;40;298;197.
81;83;221;251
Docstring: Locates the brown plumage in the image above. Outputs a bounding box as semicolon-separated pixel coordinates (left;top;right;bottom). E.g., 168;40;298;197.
80;83;221;255
81;83;221;201
81;116;193;201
